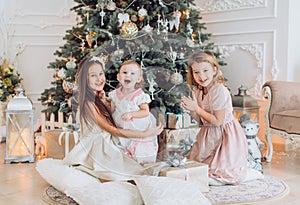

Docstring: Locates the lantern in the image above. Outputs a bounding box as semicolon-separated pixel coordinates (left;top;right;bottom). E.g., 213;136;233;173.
5;88;35;163
232;85;260;122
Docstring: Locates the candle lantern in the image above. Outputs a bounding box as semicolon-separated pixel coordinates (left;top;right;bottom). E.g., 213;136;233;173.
232;85;260;122
5;88;35;163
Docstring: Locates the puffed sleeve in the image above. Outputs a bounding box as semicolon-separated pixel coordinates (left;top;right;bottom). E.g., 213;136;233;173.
134;90;151;106
210;84;230;111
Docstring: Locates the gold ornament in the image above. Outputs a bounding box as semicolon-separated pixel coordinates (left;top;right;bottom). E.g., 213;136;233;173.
119;22;138;39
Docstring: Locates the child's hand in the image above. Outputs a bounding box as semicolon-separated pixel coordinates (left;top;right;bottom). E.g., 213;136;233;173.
121;112;133;121
181;92;198;112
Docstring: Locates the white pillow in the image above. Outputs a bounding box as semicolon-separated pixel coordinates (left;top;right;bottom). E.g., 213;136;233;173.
244;168;264;182
134;176;212;205
36;158;100;193
66;182;143;205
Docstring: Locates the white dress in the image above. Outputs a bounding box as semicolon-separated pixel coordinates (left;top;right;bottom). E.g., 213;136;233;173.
63;121;149;181
109;87;158;164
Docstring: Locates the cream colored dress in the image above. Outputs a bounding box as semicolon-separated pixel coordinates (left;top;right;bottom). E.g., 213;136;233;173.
63;122;149;181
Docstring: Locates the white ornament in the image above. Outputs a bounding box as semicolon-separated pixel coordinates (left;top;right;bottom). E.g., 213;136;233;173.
148;77;156;100
138;6;148;18
170;72;183;85
66;60;76;69
57;68;66;79
169;10;181;31
143;23;153;33
118;12;130;26
100;9;105;26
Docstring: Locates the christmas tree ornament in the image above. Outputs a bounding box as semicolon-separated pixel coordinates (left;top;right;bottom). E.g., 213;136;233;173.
99;9;106;26
118;12;130;26
62;80;75;94
185;9;191;19
142;23;153;33
119;21;138;38
157;14;162;34
131;14;138;22
57;68;66;79
169;10;181;31
113;47;124;59
106;0;116;11
66;60;76;69
147;77;156;100
86;34;93;48
170;72;183;85
138;6;148;21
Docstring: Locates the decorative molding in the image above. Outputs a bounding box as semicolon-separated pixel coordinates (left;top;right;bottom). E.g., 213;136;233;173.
14;0;72;18
271;58;278;80
216;43;264;97
200;0;267;13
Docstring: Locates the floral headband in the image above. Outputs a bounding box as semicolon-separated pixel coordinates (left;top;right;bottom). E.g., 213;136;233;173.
89;55;107;69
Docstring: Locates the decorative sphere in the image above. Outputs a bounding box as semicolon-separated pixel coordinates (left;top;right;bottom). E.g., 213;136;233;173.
170;72;183;85
57;68;66;79
66;60;76;69
106;1;116;11
119;22;138;39
62;80;74;94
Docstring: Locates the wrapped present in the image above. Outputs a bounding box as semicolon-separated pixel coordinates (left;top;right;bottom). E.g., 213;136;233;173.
44;130;77;159
165;112;198;129
158;160;209;192
158;127;200;154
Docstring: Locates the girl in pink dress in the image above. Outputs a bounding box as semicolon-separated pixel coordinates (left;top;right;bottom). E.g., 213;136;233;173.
181;51;248;185
109;60;158;164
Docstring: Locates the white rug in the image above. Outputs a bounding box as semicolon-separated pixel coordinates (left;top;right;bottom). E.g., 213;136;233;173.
204;175;289;204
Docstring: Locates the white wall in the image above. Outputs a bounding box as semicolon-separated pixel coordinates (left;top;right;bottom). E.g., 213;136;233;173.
195;0;300;97
0;0;76;121
1;0;299;122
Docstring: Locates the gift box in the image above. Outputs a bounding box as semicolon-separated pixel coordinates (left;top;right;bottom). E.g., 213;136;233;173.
165;112;198;129
158;127;200;154
159;160;209;192
44;130;77;159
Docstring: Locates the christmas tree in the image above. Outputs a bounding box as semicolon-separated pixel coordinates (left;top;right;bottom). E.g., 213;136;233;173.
39;0;224;118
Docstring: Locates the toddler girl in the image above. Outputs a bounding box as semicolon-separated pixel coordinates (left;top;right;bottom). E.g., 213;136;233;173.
109;60;158;164
181;51;248;185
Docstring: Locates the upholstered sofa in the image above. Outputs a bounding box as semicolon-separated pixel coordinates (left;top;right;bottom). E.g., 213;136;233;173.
262;81;300;162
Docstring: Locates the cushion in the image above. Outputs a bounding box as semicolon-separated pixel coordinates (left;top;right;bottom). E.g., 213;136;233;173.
36;158;143;205
271;110;300;134
134;176;212;205
66;182;143;205
36;158;100;193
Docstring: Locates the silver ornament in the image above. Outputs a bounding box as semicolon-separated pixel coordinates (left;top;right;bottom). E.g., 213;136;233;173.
66;60;76;69
170;72;183;85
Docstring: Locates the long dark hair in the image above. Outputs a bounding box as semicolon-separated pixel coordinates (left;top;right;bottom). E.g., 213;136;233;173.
76;56;115;130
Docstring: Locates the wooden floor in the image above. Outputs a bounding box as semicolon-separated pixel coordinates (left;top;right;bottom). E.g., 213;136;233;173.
0;142;299;205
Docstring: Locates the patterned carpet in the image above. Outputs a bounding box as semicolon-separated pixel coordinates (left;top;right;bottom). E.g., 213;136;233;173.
42;176;289;205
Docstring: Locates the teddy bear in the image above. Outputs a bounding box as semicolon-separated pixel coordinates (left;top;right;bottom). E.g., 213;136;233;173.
239;114;265;173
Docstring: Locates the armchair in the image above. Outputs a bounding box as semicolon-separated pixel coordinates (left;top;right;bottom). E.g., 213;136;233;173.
262;81;300;162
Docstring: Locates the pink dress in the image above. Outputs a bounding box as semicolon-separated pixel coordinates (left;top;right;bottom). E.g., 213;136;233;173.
109;87;158;164
189;83;248;185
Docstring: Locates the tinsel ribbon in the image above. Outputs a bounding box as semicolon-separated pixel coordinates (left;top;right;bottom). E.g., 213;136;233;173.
58;125;80;156
152;154;190;182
